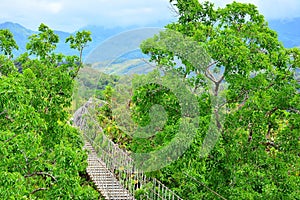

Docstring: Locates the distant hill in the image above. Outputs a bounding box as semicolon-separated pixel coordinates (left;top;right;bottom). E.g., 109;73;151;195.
0;22;134;59
96;58;154;75
78;25;133;58
0;22;78;57
85;27;162;64
0;22;34;56
84;27;162;75
1;19;299;75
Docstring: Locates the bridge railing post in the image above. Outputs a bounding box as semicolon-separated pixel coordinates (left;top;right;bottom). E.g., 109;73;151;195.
73;98;183;200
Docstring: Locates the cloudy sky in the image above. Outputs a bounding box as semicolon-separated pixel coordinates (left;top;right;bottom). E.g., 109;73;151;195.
1;0;300;32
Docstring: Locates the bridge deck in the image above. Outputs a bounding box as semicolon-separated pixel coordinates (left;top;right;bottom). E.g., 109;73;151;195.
84;141;135;200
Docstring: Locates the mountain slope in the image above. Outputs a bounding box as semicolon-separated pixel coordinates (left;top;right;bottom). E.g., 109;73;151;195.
0;22;142;59
1;19;299;75
0;22;34;56
0;22;78;57
85;27;162;64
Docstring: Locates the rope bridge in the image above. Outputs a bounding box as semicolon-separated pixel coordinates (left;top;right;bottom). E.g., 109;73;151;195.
73;98;183;200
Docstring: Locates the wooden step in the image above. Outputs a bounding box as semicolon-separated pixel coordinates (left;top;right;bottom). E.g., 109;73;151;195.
84;141;135;200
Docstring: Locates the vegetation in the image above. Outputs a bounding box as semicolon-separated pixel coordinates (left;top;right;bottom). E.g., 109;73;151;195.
0;24;99;199
140;1;299;199
98;1;300;199
92;58;154;75
72;66;120;111
1;1;299;199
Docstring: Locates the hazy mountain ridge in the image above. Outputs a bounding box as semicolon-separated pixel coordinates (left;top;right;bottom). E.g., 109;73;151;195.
0;21;167;60
1;18;299;71
0;22;35;56
0;22;133;59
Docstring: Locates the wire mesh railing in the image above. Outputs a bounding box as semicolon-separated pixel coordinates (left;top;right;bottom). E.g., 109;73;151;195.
73;98;183;200
84;141;134;199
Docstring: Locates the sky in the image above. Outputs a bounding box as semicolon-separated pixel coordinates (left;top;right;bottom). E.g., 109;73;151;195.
1;0;300;32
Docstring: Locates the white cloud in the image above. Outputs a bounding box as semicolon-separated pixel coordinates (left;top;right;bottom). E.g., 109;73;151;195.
47;2;63;14
200;0;300;20
0;0;300;32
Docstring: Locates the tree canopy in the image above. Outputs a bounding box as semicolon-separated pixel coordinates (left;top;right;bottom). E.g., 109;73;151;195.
134;1;300;199
0;24;99;199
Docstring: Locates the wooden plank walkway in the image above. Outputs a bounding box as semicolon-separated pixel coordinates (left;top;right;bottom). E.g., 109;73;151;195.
84;141;135;200
74;99;183;200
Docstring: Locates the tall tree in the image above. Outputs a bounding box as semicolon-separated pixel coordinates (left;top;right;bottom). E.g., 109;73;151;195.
139;1;299;199
66;30;92;63
0;26;99;199
0;29;18;58
26;23;59;59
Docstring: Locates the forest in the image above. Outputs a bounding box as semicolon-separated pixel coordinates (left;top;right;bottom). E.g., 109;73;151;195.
1;1;299;199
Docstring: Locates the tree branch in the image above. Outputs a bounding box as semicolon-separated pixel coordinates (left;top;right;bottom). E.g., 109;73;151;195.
266;121;272;140
184;172;228;200
206;60;219;70
141;58;156;68
214;108;222;130
0;110;7;116
4;133;19;143
31;188;47;194
5;114;14;122
205;70;216;83
204;61;225;132
265;107;278;118
289;108;300;115
25;172;57;182
204;61;219;83
227;89;249;110
214;74;224;96
168;2;179;17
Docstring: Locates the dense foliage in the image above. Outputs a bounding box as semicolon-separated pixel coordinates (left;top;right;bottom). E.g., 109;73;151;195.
97;1;300;199
2;1;298;199
0;24;99;199
137;1;300;199
73;66;119;111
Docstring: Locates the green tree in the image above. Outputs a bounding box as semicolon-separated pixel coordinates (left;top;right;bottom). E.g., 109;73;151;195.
26;23;59;59
66;30;92;63
0;26;99;199
0;29;19;76
0;29;18;58
138;1;299;199
66;30;92;79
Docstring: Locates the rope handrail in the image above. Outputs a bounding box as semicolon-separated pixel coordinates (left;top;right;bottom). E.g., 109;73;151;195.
73;98;183;200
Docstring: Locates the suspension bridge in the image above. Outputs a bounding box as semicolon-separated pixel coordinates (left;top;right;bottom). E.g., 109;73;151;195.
73;98;183;200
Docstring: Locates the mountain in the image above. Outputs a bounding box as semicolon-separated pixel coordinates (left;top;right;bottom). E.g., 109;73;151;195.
0;22;34;56
78;25;135;60
0;22;146;60
1;19;299;75
0;22;160;75
0;22;78;57
85;27;162;64
84;27;162;75
54;30;78;57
